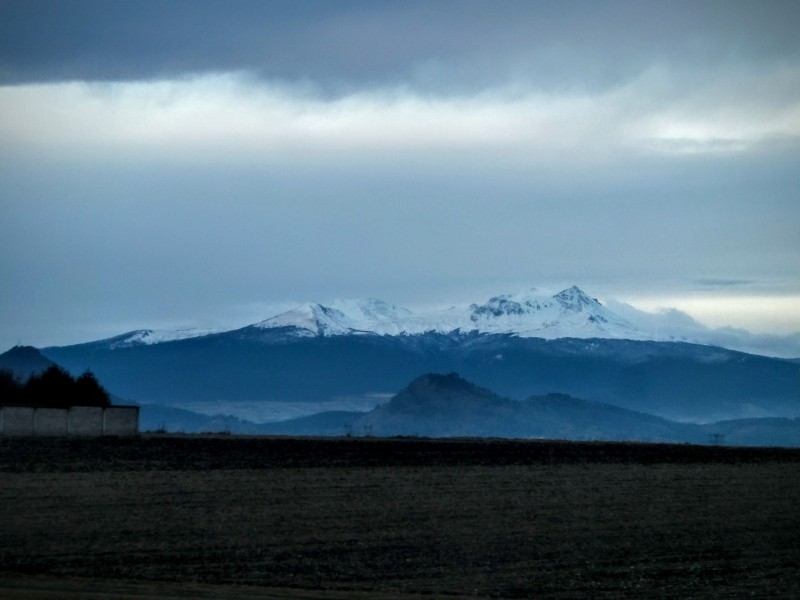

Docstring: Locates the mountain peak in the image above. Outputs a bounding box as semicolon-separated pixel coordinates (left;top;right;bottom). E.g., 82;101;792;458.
0;345;56;379
553;286;599;310
407;372;477;394
2;345;48;360
470;289;551;320
256;302;352;336
386;372;509;414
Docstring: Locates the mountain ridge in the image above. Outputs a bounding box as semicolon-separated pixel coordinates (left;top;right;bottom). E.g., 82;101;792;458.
353;372;705;441
43;285;800;359
139;372;800;447
63;286;651;348
254;286;647;341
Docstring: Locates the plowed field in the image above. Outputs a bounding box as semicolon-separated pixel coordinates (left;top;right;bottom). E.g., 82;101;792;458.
2;436;799;598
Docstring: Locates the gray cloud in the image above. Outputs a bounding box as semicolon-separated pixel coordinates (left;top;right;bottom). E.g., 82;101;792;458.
694;279;755;289
2;138;798;344
2;0;799;92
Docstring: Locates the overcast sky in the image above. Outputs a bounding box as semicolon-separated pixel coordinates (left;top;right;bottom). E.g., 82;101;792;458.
1;0;799;350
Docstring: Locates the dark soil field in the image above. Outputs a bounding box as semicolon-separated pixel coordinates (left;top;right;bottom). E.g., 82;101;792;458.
2;436;800;599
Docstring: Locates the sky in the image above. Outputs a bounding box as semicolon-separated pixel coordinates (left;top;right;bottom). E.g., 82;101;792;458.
1;0;799;353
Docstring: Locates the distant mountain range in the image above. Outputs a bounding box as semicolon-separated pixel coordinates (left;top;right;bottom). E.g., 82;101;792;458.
4;346;799;446
138;372;800;447
353;372;696;441
54;285;800;359
3;285;798;426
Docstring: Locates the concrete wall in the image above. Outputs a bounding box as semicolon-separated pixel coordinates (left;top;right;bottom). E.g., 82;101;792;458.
68;406;103;436
1;406;35;436
36;408;69;436
0;405;139;436
104;406;140;436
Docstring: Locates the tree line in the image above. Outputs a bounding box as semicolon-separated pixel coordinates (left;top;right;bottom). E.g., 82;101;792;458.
0;366;110;408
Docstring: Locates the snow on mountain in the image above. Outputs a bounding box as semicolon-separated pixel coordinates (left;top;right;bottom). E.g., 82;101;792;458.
254;298;437;336
254;286;648;341
95;328;218;349
328;298;417;335
466;286;644;339
254;303;355;337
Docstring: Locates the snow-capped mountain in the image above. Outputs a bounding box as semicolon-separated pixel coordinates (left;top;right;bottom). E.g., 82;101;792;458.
465;286;644;339
41;284;800;422
66;285;800;358
253;286;647;341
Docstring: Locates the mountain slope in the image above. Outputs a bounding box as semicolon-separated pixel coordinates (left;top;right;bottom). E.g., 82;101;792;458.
92;328;218;348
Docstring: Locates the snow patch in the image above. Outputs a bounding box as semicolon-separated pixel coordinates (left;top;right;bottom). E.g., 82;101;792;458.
102;328;217;348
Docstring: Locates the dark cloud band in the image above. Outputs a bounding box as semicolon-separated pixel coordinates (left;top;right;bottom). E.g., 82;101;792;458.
2;0;798;89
